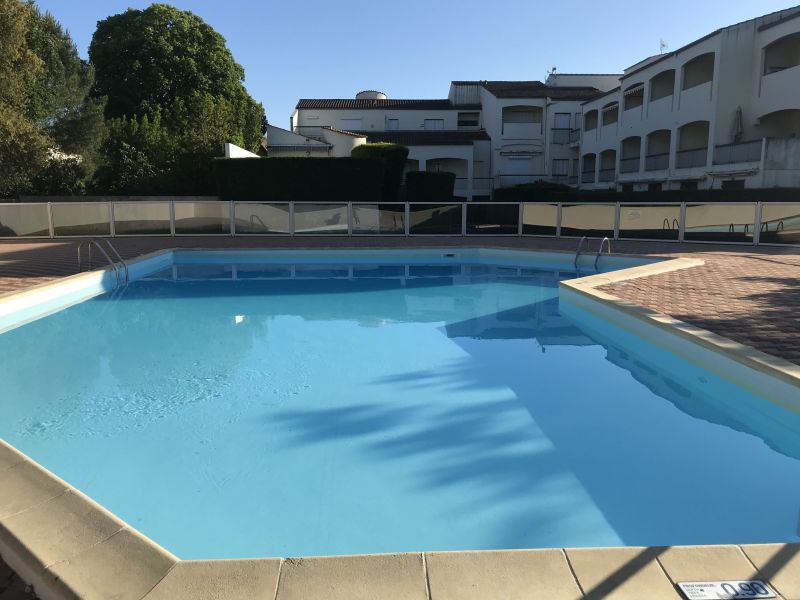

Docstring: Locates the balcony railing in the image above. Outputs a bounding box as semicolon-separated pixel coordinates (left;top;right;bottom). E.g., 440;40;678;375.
644;153;669;171
619;157;641;173
581;172;596;183
713;139;762;165
569;129;581;143
676;147;709;169
551;128;571;144
598;168;616;182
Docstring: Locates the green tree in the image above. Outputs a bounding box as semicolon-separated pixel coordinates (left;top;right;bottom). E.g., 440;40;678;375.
88;4;265;193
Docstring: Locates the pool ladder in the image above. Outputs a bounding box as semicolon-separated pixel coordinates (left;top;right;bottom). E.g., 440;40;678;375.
574;236;612;270
77;239;129;287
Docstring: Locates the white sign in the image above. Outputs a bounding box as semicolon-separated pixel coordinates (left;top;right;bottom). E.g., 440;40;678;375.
678;580;776;599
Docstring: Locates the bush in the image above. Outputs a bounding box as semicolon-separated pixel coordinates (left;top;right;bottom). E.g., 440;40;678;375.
405;171;456;203
214;157;384;202
351;143;409;201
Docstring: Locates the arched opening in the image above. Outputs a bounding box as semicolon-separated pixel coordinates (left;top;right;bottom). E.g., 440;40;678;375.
757;109;800;137
584;110;598;131
763;32;800;75
581;153;597;183
601;102;619;126
623;83;644;111
649;69;675;102
676;121;710;168
599;149;617;182
620;137;642;172
645;130;671;171
682;53;715;90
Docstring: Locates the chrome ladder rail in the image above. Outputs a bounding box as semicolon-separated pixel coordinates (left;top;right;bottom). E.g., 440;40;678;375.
77;239;126;287
594;237;611;270
100;239;129;284
574;236;588;268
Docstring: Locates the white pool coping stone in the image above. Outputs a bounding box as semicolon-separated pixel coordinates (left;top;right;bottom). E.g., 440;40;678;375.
1;247;799;600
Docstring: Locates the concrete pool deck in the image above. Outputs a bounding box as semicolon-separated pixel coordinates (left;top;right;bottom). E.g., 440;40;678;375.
1;237;800;599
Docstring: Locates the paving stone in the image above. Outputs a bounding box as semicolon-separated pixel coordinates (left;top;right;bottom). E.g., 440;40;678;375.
742;544;800;600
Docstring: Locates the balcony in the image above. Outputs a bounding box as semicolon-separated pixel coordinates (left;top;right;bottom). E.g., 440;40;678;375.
551;128;571;144
619;157;641;173
598;168;616;182
675;147;708;169
569;129;581;143
713;140;762;165
644;153;669;171
581;172;596;183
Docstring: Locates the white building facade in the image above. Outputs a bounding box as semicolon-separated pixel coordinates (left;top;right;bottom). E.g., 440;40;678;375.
278;7;800;196
579;6;800;191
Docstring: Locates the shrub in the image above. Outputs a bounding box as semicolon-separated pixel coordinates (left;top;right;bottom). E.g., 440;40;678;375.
214;157;384;202
405;171;456;203
351;143;409;201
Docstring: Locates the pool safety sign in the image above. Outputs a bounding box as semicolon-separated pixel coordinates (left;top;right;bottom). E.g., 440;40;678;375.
677;580;775;599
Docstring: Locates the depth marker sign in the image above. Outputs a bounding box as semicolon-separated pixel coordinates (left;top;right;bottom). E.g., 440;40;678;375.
678;580;775;599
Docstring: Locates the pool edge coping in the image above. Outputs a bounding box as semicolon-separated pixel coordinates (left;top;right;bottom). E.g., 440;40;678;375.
1;249;799;599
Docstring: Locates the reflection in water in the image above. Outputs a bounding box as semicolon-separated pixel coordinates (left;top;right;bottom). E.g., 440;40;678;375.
1;261;799;559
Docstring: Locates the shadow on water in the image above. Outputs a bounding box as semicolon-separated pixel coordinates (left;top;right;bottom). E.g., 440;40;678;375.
271;293;800;548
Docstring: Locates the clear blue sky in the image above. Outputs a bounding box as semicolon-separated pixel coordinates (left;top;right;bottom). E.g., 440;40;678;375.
35;0;793;126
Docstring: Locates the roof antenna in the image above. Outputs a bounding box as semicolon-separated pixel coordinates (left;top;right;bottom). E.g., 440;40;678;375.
547;66;557;81
659;39;668;54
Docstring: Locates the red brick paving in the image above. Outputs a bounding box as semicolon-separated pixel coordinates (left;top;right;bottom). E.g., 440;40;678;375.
2;236;800;364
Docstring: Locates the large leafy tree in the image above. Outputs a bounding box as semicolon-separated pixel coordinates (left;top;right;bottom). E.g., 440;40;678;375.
88;4;264;193
0;0;104;197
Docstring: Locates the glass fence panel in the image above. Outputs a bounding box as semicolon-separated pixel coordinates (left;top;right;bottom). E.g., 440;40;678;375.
466;203;519;235
521;203;557;236
113;202;170;235
618;205;680;240
409;204;463;235
684;203;755;243
560;204;615;237
234;203;290;234
174;202;231;235
759;203;800;245
0;204;50;238
293;203;348;234
352;204;405;234
51;203;111;237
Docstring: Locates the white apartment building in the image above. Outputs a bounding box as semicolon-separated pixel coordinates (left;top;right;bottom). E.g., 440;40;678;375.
275;6;800;196
288;80;616;200
579;6;800;191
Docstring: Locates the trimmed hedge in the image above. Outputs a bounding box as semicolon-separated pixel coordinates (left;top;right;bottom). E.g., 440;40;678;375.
213;157;384;202
406;171;456;203
493;184;800;203
351;143;409;201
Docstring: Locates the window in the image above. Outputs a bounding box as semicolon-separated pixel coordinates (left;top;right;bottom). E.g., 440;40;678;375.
457;112;479;127
553;113;571;128
502;106;543;124
552;159;569;176
424;119;444;130
387;119;399;130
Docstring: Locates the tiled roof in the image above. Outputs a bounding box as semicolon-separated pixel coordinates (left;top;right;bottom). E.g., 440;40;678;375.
354;130;491;146
323;126;367;138
452;80;603;100
296;99;481;110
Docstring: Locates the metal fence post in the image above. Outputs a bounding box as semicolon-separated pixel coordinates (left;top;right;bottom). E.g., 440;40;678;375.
289;202;295;236
47;202;55;238
614;202;621;240
678;203;686;242
461;202;467;236
517;203;523;236
229;201;235;236
754;202;762;246
169;201;176;236
109;202;116;237
347;202;353;236
556;203;562;238
404;203;410;236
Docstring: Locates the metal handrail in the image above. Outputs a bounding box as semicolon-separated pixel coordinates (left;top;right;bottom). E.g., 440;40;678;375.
101;239;129;284
77;239;128;286
574;236;588;268
595;237;611;269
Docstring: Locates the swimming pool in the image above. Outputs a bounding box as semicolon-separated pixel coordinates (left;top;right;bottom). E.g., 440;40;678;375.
1;248;799;560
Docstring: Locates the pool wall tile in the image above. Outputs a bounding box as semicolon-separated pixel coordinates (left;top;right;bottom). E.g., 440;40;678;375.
742;544;800;600
565;547;682;600
425;549;583;600
39;528;177;600
142;559;282;600
274;553;428;600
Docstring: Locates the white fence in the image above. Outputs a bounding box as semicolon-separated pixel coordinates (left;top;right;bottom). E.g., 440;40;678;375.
1;200;799;245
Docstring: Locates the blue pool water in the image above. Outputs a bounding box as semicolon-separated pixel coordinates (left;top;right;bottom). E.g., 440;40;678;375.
1;252;800;559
